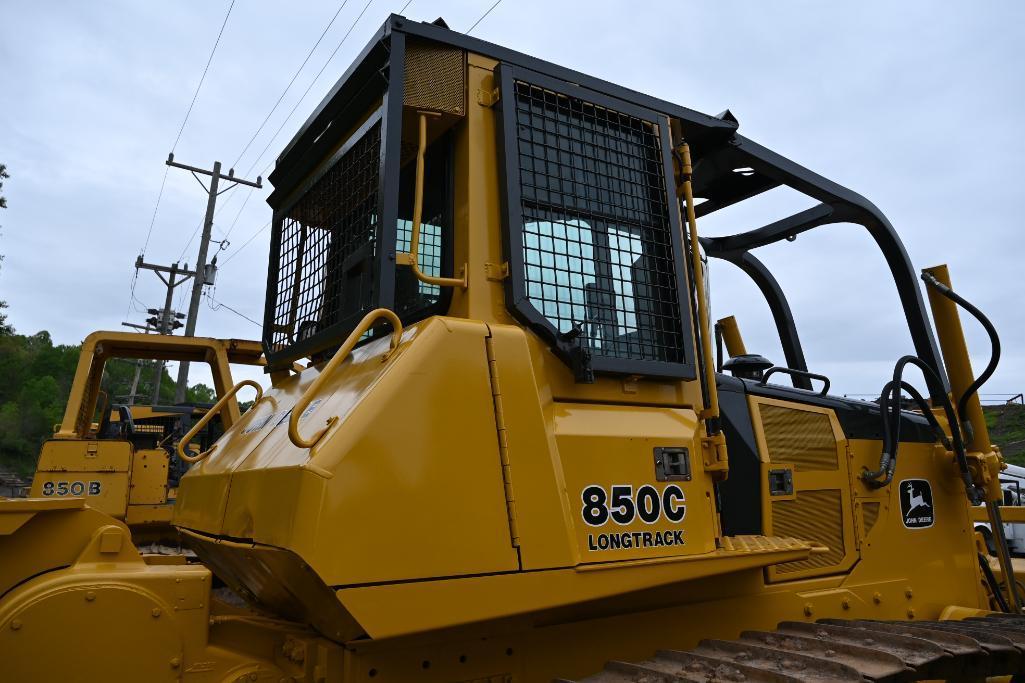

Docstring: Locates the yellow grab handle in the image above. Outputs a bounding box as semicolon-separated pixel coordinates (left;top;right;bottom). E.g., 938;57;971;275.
395;111;467;288
177;379;264;464
288;308;403;450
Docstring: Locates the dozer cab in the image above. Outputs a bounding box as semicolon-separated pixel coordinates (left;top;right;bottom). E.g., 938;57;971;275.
1;15;1022;682
27;332;264;545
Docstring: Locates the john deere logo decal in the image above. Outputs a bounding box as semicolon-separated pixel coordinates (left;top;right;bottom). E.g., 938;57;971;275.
899;479;934;529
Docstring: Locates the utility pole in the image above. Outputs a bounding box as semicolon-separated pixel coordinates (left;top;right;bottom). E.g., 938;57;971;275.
121;321;153;405
165;154;261;402
118;321;152;405
133;257;193;403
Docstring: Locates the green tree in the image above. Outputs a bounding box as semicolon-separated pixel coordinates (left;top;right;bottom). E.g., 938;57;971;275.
186;383;217;404
0;163;12;336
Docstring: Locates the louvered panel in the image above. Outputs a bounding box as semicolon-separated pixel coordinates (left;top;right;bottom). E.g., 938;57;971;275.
771;490;844;574
862;500;880;536
760;404;838;471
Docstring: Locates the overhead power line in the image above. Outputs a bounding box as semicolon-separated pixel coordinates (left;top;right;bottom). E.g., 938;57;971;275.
129;0;237;318
220;0;416;268
231;0;353;171
467;0;502;34
221;220;271;266
139;166;170;257
205;290;262;328
171;0;237;154
240;0;378;182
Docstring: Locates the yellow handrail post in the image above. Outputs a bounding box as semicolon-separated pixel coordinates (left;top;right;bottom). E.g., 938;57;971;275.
288;308;403;450
678;142;720;424
177;379;264;464
717;315;748;358
395;111;467;288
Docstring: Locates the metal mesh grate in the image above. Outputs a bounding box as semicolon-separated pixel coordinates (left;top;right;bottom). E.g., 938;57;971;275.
395;219;442;315
404;40;465;116
512;80;685;364
267;121;381;356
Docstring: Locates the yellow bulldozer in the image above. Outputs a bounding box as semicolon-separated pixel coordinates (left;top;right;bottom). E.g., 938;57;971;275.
26;332;264;546
2;15;1024;682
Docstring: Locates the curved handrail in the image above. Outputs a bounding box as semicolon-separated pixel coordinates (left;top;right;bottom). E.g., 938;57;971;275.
758;367;830;396
177;379;264;464
288;308;403;450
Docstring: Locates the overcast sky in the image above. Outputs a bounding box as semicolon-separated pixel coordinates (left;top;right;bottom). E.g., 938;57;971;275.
1;1;1023;399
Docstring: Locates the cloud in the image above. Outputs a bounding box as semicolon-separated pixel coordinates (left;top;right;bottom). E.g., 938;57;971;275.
1;0;1022;396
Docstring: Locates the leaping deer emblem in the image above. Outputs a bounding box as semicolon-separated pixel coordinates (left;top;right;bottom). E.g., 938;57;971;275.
906;483;930;514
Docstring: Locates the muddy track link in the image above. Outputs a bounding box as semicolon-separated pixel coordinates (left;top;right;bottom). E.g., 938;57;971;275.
571;615;1025;682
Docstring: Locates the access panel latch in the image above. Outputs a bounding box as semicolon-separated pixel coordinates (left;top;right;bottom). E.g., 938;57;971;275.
655;447;691;481
768;468;794;496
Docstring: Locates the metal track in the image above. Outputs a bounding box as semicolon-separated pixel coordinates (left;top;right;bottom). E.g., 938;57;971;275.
572;615;1025;682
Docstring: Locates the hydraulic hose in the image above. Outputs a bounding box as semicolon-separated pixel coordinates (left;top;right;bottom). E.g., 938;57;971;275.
921;271;1001;427
866;378;953;485
980;552;1012;613
864;271;1002;503
863;355;978;503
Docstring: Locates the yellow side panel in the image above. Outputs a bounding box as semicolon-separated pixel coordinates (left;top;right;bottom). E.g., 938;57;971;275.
35;439;131;472
337;538;813;640
554;402;715;563
171;471;232;533
182;318;520;587
306;319;520;584
128;448;168;505
487;324;576;569
125;504;173;526
218;466;313;548
29;471;128;519
749;397;858;582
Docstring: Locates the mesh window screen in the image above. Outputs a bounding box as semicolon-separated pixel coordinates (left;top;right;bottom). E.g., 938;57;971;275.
511;80;686;365
267;120;381;357
395;219;442;313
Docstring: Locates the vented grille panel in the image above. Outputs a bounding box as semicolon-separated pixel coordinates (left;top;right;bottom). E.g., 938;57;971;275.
760;404;838;471
771;490;845;573
862;500;880;537
267;121;381;357
404;41;465;116
511;80;685;364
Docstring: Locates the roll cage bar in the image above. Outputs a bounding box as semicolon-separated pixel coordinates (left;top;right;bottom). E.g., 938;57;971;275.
694;134;950;403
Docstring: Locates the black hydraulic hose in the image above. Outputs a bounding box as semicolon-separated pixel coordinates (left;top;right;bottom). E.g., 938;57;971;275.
897;355;976;499
921;271;1002;426
979;552;1012;613
895;380;953;450
880;380;953;450
866;379;954;486
863;355;978;502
